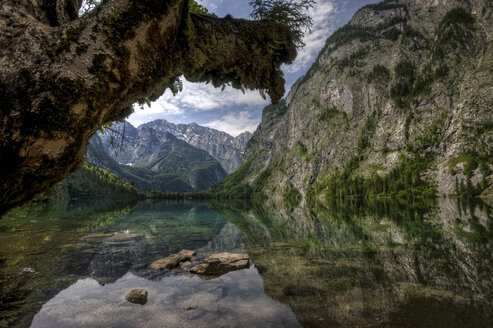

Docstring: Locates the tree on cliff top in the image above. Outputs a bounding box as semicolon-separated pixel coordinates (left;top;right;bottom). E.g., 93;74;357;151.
0;0;312;215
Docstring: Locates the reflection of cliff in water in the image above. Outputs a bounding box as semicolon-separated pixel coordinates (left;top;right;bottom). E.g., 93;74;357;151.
218;198;493;328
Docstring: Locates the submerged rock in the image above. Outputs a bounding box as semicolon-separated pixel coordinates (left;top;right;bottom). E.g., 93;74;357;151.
150;249;197;270
183;305;198;311
125;289;148;305
190;252;249;276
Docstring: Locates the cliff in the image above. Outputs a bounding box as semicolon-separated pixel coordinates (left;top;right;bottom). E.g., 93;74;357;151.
230;0;493;204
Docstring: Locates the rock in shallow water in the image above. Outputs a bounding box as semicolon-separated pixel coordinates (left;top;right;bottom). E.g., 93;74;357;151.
150;249;196;270
125;288;148;305
190;252;249;276
177;249;196;261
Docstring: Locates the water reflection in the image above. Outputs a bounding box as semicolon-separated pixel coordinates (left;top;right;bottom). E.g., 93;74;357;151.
216;197;493;327
0;197;492;327
31;268;300;328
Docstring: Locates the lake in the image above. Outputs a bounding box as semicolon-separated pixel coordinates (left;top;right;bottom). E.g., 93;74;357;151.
0;198;492;327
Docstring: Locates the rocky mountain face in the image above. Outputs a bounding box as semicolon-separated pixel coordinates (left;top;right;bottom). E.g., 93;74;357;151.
100;120;252;174
230;0;493;204
86;132;227;192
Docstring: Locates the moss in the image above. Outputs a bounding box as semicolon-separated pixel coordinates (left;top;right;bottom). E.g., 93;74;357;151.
75;44;88;55
25;76;87;136
183;14;296;104
89;54;110;79
56;24;86;54
102;0;173;48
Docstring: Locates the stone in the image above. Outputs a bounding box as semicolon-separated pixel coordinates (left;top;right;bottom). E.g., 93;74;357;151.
150;254;181;270
190;252;249;276
178;249;197;261
150;249;197;270
180;261;192;268
125;289;148;305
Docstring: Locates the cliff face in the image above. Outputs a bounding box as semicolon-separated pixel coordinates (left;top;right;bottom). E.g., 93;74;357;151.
237;0;493;203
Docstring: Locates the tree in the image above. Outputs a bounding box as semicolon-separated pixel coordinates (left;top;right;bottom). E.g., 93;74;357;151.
0;0;304;215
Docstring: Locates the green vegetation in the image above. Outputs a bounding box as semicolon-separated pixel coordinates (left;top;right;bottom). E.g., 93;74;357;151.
357;109;380;152
249;0;316;48
390;60;449;108
449;153;492;197
34;162;138;202
390;60;416;108
263;99;288;117
189;0;214;15
81;162;137;194
311;154;436;201
338;48;368;69
367;64;391;85
88;134;227;193
448;153;492;176
284;186;302;208
209;158;255;199
434;7;476;60
364;1;406;11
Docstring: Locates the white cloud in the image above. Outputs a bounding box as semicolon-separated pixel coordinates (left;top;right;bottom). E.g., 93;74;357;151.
177;80;269;111
283;0;337;73
203;111;259;137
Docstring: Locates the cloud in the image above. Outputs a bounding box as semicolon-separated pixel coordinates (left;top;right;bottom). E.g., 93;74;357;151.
177;80;269;111
203;111;260;137
283;0;337;73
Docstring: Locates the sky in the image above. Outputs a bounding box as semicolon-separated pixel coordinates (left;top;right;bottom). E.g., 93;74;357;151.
127;0;378;136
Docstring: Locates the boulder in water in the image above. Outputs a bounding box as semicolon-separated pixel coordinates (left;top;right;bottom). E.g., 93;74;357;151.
125;288;148;305
150;249;197;270
190;252;249;276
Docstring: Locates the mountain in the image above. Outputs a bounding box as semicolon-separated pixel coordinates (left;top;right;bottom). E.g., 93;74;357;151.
86;131;227;192
220;0;493;202
100;120;252;174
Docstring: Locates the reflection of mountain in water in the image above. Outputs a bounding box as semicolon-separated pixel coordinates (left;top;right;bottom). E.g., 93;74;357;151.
66;202;228;283
0;201;229;327
218;198;493;328
2;198;492;327
196;222;246;256
31;268;301;328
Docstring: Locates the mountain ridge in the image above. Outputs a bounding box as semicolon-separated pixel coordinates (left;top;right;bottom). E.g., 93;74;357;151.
86;131;227;192
101;120;252;174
